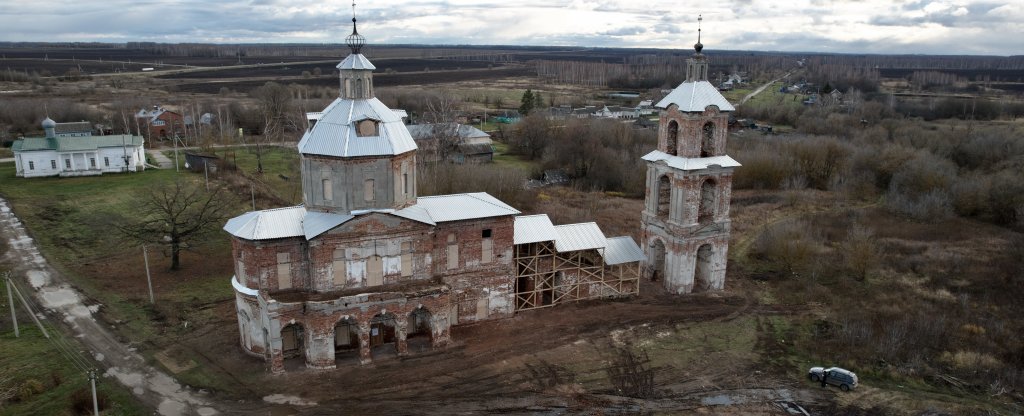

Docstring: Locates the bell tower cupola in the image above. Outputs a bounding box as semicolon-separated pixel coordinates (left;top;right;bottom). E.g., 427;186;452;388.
337;3;375;100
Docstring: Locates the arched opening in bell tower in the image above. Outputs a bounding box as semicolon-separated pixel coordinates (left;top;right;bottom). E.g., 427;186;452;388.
649;239;666;281
698;178;717;224
666;120;679;156
656;175;671;219
701;122;715;157
694;244;713;292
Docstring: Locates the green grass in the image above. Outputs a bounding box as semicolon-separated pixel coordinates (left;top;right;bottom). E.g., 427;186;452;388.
490;141;538;173
0;280;147;415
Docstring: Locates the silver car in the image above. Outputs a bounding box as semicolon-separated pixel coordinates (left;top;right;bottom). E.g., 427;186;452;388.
808;366;858;391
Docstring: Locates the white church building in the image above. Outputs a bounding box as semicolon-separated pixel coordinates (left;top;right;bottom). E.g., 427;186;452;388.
12;118;146;178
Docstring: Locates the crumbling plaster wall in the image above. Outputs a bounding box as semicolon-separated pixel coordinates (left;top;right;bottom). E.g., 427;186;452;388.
433;216;516;323
658;105;729;157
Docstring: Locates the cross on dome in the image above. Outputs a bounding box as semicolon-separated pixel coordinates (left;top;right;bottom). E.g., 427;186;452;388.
346;1;366;54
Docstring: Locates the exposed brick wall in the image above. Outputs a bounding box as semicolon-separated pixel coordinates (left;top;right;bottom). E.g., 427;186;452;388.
658;105;729;158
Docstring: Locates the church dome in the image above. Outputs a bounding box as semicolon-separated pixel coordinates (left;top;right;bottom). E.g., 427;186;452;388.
41;117;56;128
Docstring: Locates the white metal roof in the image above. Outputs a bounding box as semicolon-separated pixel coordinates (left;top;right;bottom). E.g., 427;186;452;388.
223;206;306;240
642;150;742;171
603;236;646;265
303;211;355;240
656;80;735;112
297;97;417;158
412;193;520;223
336;54;376;70
390;204;436;225
514;214;558;245
553;223;607;253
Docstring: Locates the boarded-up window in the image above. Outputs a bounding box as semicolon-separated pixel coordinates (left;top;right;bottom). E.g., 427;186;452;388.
481;229;493;264
364;179;375;202
356;119;378;136
277;252;291;290
476;298;489;320
332;249;346;285
446;234;458;270
367;255;383;286
322;178;332;201
400;242;412;277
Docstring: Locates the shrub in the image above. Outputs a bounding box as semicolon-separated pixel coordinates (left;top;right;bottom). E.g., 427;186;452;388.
752;219;820;275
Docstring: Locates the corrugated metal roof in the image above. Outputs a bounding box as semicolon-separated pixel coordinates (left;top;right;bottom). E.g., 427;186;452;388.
12;135;144;152
415;192;520;223
336;53;376;70
642;150;741;171
223;206;306;241
390;204;436;226
514;214;557;245
297;97;417;158
656;80;735;112
554;223;607;253
603;236;646;265
303;211;355;240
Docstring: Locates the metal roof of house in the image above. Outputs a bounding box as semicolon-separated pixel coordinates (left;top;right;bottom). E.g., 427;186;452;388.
406;123;490;141
12;135;144;152
54;122;91;134
641;150;741;171
514;214;558;245
336;53;376;70
656;80;735;112
410;193;520;223
223;206;306;241
603;236;646;265
390;204;436;226
297;97;417;158
553;222;607;253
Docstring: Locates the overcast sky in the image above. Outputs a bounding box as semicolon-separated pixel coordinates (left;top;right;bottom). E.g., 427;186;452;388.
0;0;1020;55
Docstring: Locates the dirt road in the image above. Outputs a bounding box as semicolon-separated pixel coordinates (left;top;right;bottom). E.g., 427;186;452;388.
740;71;793;105
0;197;220;416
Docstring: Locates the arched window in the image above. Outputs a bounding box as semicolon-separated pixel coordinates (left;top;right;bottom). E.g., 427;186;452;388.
694;244;713;292
355;78;364;98
666;120;679;156
701;122;715;157
657;175;671;218
698;179;717;224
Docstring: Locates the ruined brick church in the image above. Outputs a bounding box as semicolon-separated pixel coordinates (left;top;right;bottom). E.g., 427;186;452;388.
224;15;735;373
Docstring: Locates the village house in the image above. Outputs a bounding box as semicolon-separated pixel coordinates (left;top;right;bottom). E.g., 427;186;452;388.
225;14;736;373
11;118;146;178
405;123;494;163
136;105;185;139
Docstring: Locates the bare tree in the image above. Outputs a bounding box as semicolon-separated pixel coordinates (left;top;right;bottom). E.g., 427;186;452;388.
250;82;295;173
422;92;463;162
119;180;236;270
510;113;553;160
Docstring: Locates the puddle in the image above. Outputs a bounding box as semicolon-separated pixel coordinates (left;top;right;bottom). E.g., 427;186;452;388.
263;394;317;406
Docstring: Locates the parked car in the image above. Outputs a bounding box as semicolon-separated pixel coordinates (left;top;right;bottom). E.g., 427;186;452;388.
808;366;858;391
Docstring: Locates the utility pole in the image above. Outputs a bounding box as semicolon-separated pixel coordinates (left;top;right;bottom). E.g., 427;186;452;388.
250;182;256;211
204;161;209;191
173;134;180;172
10;280;48;338
143;246;154;304
89;369;99;416
5;273;18;337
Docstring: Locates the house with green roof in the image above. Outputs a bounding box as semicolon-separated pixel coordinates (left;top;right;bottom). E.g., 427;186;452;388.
12;118;146;178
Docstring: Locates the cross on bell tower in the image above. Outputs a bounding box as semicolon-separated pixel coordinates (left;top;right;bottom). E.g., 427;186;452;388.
639;15;740;294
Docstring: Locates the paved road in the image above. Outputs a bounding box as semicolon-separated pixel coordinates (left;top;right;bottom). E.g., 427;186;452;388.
0;197;219;416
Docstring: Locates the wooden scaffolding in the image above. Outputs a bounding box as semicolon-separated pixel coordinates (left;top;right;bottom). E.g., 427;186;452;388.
513;241;640;312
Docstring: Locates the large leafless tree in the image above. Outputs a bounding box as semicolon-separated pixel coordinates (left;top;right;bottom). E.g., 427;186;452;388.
120;180;235;270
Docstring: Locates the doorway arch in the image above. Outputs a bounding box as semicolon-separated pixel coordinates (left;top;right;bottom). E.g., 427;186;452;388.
369;312;398;358
280;323;305;369
694;244;713;292
334;317;359;364
406;307;433;353
649;239;667;281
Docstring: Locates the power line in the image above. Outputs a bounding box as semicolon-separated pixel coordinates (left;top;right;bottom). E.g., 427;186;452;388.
7;277;95;373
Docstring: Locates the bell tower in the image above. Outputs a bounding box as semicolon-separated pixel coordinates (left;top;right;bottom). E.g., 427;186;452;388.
640;16;740;294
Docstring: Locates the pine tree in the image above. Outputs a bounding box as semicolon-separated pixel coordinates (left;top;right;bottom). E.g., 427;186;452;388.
519;89;535;116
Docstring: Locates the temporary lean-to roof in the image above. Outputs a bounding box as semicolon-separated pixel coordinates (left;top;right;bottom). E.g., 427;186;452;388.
553;223;607;253
656;80;736;112
603;236;646;265
297;97;417;158
641;150;742;171
513;214;558;245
